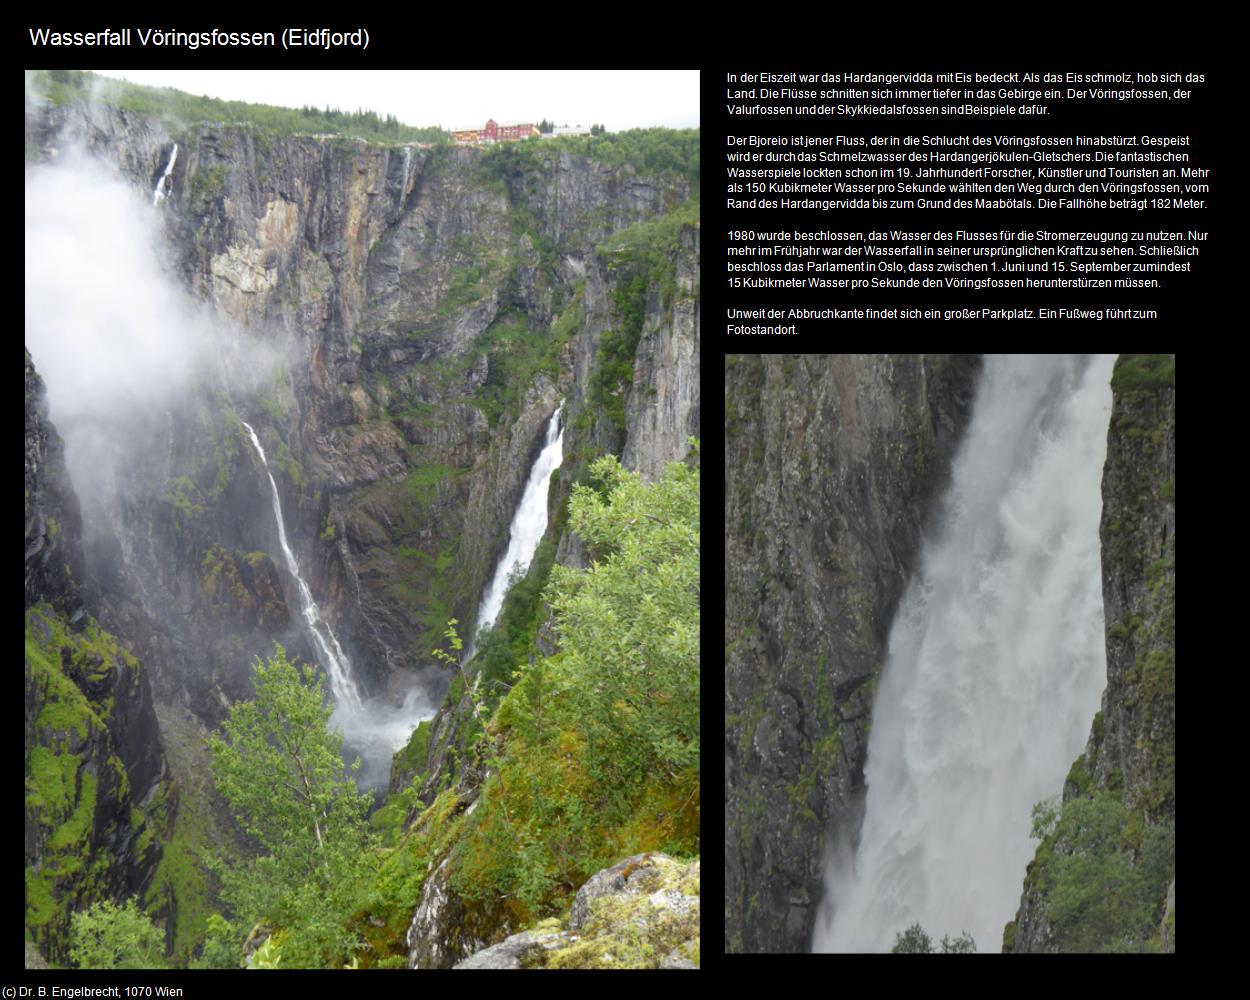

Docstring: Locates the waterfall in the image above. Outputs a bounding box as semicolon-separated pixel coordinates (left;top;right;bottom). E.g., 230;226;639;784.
151;144;177;207
241;420;436;789
240;420;363;710
469;404;564;658
813;354;1116;953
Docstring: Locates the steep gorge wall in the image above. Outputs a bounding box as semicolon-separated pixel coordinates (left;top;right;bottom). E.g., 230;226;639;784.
26;100;697;721
25;352;172;963
1007;355;1175;953
724;354;981;952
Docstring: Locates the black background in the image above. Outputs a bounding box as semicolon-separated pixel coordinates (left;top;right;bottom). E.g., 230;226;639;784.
22;23;1212;976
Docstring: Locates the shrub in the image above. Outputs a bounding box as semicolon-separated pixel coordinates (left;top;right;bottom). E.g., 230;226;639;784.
70;898;166;970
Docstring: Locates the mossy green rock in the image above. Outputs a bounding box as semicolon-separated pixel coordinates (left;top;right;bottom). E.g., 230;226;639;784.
453;854;700;969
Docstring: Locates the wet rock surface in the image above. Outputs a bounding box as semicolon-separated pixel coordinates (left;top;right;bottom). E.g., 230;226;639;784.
724;354;981;952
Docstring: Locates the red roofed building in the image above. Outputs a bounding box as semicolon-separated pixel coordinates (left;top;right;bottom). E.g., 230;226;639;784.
452;119;540;145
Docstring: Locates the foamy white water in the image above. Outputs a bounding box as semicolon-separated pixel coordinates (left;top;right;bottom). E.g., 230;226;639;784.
152;144;177;207
241;420;363;710
469;404;564;656
242;420;436;788
813;354;1115;953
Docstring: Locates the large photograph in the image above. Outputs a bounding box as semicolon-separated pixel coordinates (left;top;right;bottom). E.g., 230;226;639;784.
25;69;700;970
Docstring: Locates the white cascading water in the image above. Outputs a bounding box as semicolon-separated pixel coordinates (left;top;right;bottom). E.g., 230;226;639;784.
468;404;565;659
813;354;1116;953
151;144;177;207
241;421;363;709
241;420;434;789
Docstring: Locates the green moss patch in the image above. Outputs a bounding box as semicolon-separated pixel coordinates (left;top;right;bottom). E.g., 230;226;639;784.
527;856;700;969
25;605;158;963
1111;355;1175;395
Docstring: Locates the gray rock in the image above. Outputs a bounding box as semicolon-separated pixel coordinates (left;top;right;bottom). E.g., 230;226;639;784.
25;941;49;970
454;854;700;969
659;944;698;969
453;929;570;969
570;852;656;931
1161;880;1175;953
622;223;700;481
724;354;982;952
406;855;487;969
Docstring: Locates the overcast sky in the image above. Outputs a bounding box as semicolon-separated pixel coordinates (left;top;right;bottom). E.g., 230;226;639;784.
92;70;699;131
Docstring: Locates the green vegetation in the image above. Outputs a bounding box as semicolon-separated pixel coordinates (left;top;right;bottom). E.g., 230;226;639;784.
392;720;431;782
436;264;486;318
25;605;161;963
527;857;699;968
70;898;166;970
28;71;446;144
472;306;574;427
145;783;209;965
159;395;253;537
474;127;698;186
1109;354;1175;448
204;646;377;968
544;451;699;789
340;450;702;964
188;164;226;209
1110;354;1175;395
47;773;98;851
1030;795;1060;840
543;128;699;184
583;199;698;432
891;923;976;953
470;536;559;709
1025;790;1174;952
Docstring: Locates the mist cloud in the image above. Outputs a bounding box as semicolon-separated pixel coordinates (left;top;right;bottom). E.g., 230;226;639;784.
25;150;206;424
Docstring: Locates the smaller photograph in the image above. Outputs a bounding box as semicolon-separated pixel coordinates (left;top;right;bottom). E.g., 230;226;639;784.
725;354;1173;954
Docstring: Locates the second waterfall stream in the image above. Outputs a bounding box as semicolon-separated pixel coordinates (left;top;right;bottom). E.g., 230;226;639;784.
813;355;1116;953
467;403;565;660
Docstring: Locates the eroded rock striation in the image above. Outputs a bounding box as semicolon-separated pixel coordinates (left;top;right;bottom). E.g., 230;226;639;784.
724;354;981;953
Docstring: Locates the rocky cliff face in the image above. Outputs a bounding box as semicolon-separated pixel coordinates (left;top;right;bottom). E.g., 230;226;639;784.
25;353;171;964
622;224;700;482
26;100;698;722
724;354;981;953
25;349;83;616
1007;354;1175;953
